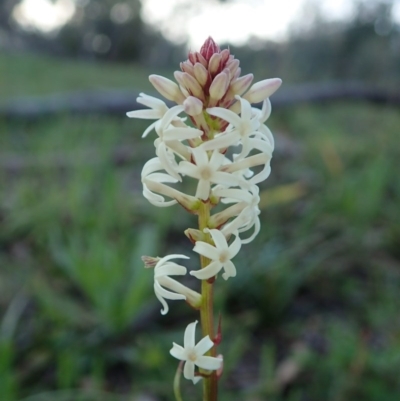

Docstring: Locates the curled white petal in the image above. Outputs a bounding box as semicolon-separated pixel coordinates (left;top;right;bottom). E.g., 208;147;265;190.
153;254;201;315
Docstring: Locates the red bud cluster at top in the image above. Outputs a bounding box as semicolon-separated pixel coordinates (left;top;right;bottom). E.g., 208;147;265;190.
180;36;252;114
199;36;221;61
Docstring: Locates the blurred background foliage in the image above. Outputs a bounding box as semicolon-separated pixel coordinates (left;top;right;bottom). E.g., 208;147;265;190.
1;0;400;400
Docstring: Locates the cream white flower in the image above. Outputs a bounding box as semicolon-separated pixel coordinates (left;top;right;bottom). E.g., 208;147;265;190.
179;147;244;200
155;105;202;143
222;145;272;185
170;320;222;384
142;157;199;210
203;96;260;153
153;105;202;179
215;186;261;244
154;254;201;315
190;229;241;280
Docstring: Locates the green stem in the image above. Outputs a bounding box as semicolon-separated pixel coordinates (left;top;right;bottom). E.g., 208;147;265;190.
198;201;218;401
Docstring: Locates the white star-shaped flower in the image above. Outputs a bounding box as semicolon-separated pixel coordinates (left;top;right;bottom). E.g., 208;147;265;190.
153;105;203;179
126;93;171;138
170;320;222;384
179;147;244;200
153;254;201;315
190;229;241;280
215;185;261;244
203;96;260;155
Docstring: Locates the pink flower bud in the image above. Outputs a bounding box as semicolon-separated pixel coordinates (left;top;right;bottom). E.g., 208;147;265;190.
243;78;282;104
220;49;230;65
149;75;185;104
195;51;208;67
183;96;203;116
193;62;209;86
174;71;204;100
231;74;254;96
200;36;221;61
209;72;229;100
180;61;194;76
209;53;222;76
226;59;240;77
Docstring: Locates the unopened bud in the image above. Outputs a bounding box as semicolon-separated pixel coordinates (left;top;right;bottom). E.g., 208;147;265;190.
220;49;230;65
200;36;221;61
226;59;240;77
149;75;185;104
193;62;209;86
243;78;282;104
142;255;160;268
209;72;229;101
231;74;254;96
183;96;203;116
174;71;204;100
184;228;206;244
209;53;222;76
180;61;194;75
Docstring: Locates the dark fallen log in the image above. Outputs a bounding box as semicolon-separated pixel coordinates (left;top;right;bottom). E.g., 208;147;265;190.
0;82;399;120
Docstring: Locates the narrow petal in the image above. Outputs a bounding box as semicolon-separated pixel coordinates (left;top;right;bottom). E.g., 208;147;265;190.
195;179;210;200
184;321;197;349
206;229;228;251
163;127;202;141
158;277;200;302
228;232;242;258
190;261;222;280
212;171;243;187
194;336;214;356
154;289;170;315
191;146;209;167
260;98;272;122
178;161;201;179
154;281;186;301
249;162;271;184
126;109;161;119
143;185;177;207
155;263;187;277
156;254;189;267
213;188;252;203
206;107;242;128
141;121;157;138
209;149;226;167
201;131;239;151
222;260;237;280
137;93;167;109
237;96;252;121
170;343;186;361
183;360;195;381
195;356;222;371
160;105;185;129
193;241;219;260
240;216;260;244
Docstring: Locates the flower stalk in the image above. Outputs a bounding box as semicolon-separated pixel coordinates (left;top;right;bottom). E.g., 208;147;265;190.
198;201;218;401
127;36;281;401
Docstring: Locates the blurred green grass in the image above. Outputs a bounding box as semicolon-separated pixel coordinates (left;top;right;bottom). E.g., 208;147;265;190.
1;53;400;401
0;53;168;97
